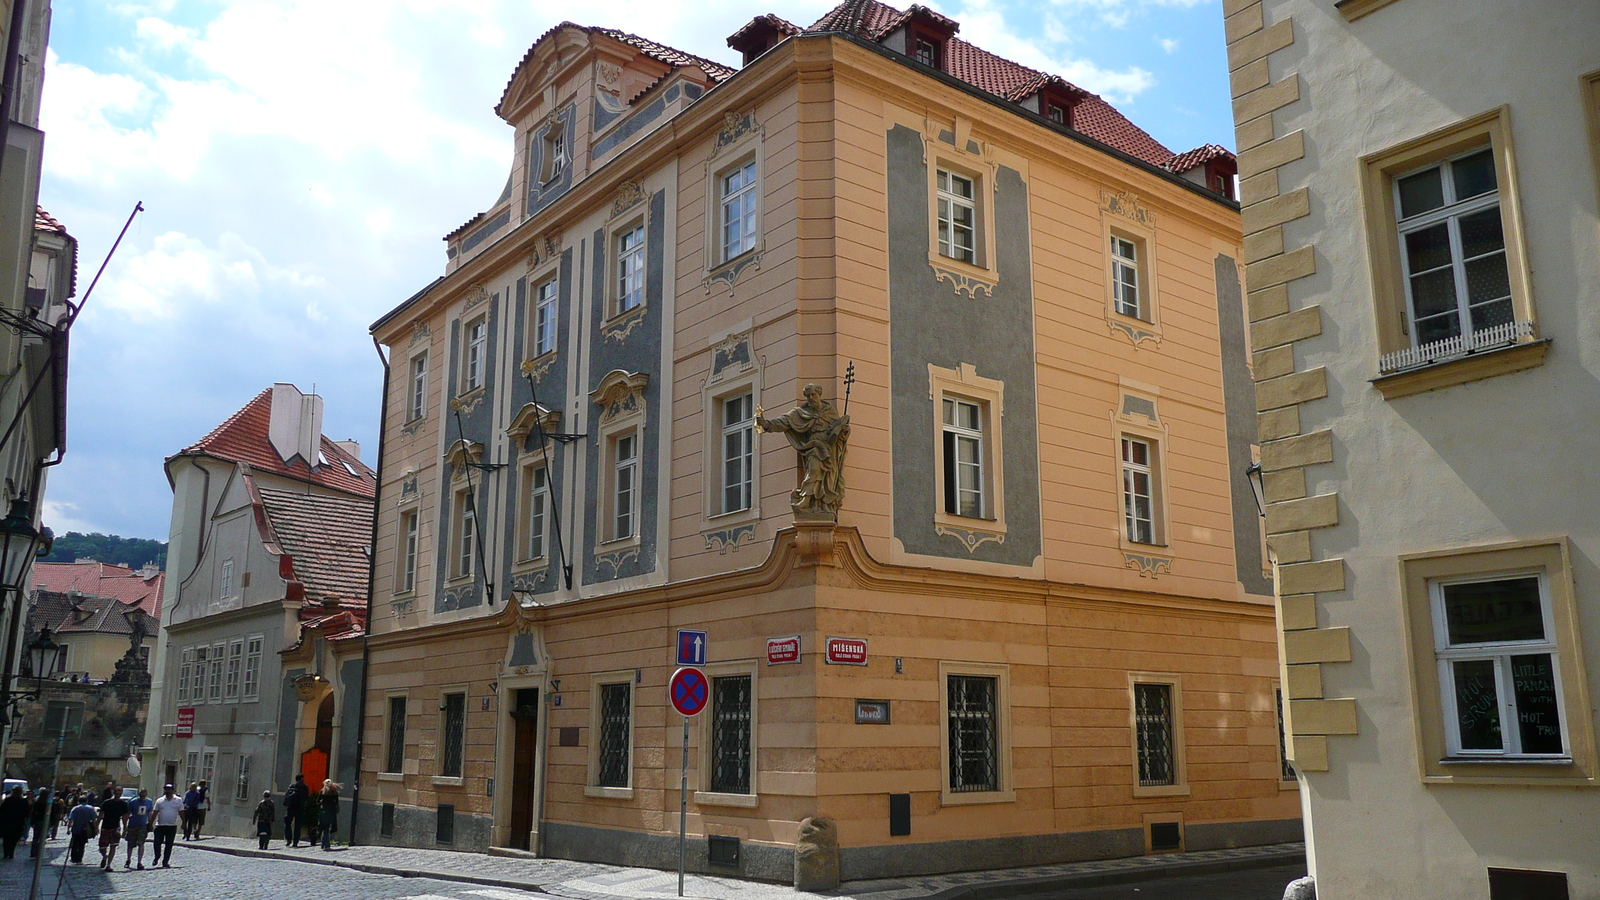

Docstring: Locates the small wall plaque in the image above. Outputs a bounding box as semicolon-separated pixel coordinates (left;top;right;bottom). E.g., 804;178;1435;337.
855;699;890;724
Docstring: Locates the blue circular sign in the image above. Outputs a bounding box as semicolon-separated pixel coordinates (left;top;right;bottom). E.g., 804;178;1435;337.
670;666;709;717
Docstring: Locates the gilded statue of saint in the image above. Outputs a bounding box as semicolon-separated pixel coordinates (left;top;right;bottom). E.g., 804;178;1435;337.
756;383;850;520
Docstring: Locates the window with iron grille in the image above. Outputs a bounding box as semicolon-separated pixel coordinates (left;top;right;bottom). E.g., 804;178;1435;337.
710;675;752;794
1275;688;1295;781
595;683;631;788
1135;683;1175;786
947;674;998;792
385;696;408;774
440;693;466;778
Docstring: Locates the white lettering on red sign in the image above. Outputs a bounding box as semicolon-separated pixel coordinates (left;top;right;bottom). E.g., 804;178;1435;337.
766;636;801;665
825;637;868;666
175;707;195;738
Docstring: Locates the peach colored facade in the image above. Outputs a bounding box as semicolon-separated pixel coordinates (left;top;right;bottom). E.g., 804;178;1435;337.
360;16;1295;882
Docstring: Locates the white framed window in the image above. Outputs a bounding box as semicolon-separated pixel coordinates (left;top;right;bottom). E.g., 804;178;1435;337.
242;636;262;702
1433;572;1566;758
1394;146;1513;351
184;752;198;787
936;169;977;264
588;673;634;795
519;464;549;562
202;749;216;785
234;755;252;802
549;130;566;180
1111;236;1141;319
398;509;419;593
914;36;938;67
220;559;234;599
207;642;224;703
615;224;645;315
719;393;754;515
1121;437;1157;545
224;638;244;702
463;317;487;392
178;647;195;703
720;160;758;262
408;354;428;422
942;397;985;518
609;432;639;542
454;489;478;579
533;277;558;356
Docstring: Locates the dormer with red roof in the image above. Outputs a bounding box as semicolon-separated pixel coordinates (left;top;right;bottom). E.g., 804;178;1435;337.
727;15;801;66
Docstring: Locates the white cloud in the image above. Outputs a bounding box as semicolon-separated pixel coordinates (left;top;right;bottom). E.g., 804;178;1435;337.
41;498;100;536
1159;37;1179;53
1043;0;1210;29
947;0;1156;101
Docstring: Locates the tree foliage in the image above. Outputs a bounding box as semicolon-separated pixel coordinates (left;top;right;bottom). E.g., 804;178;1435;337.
40;532;167;571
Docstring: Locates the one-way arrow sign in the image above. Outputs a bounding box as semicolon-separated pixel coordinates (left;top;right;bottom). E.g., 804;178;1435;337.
676;629;707;666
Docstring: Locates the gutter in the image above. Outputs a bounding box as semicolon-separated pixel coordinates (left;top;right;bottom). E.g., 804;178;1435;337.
348;335;392;845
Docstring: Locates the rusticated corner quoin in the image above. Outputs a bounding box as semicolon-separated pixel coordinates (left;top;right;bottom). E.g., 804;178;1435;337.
1224;0;1350;773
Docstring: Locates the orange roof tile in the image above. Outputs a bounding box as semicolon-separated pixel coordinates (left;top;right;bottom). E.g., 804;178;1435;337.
35;207;68;235
174;389;375;498
32;561;164;620
1166;143;1234;173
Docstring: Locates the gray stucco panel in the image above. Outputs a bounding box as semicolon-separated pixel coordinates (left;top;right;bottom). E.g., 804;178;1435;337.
1214;253;1273;595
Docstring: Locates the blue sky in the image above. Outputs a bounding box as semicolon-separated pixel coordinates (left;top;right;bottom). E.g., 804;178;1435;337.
39;0;1232;541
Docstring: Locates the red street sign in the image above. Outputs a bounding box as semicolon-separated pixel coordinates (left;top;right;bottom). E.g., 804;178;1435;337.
175;707;195;738
825;637;868;666
669;667;709;717
766;636;800;665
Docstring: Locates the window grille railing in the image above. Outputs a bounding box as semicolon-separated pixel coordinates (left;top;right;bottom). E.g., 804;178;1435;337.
1379;319;1534;374
710;676;752;794
385;697;407;774
1135;683;1175;786
947;675;998;793
596;683;631;788
440;694;466;778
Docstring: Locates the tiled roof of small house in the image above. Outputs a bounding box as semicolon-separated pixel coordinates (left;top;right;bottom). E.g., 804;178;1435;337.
35;207;68;235
497;22;736;117
1165;143;1233;173
32;561;164;620
31;590;154;638
175;389;375;499
298;605;367;642
256;486;373;605
727;14;802;46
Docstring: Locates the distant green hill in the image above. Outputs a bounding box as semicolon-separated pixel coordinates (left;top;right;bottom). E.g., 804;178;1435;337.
41;532;167;571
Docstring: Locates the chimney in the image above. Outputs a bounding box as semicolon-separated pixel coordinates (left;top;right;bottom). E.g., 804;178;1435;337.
268;383;325;466
334;439;360;462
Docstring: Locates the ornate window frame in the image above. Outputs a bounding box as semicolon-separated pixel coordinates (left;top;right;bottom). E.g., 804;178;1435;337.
703;112;765;287
929;363;1006;551
1111;381;1172;567
585;670;636;799
1100;191;1163;346
925;128;1000;298
591;370;649;554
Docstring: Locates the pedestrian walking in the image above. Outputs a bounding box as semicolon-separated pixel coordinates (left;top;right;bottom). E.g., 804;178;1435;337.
181;782;200;840
252;791;276;850
0;786;28;859
150;785;182;868
317;780;340;851
124;788;154;869
49;791;65;840
97;790;128;871
65;797;97;864
282;774;308;847
26;788;49;858
192;779;210;839
99;781;117;804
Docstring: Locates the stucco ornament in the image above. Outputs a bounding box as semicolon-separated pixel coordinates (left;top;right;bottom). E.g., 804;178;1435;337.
756;383;850;521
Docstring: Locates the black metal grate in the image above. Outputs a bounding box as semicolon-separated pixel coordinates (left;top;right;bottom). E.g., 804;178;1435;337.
436;804;454;845
385;696;408;774
380;803;395;837
1275;689;1295;781
1135;683;1175;786
707;835;741;867
596;683;632;788
440;693;466;778
710;675;752;794
1150;821;1182;852
947;675;998;793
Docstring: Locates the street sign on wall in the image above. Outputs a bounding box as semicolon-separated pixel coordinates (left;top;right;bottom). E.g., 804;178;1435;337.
669;667;709;717
676;630;707;666
825;637;868;666
766;635;800;665
175;707;195;738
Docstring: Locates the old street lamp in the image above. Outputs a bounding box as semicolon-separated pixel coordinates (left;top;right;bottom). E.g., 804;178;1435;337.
0;496;49;592
1245;462;1267;518
26;627;57;686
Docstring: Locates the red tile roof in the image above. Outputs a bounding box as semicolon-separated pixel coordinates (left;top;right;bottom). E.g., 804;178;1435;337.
727;14;801;47
34;207;67;235
32;561;165;620
175;389;375;499
1166;143;1233;173
255;485;373;605
31;590;155;639
298;606;367;642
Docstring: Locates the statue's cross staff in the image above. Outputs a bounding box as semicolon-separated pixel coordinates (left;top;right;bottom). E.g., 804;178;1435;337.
842;361;855;417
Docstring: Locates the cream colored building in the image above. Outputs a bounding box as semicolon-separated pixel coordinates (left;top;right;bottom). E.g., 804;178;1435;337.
1222;0;1600;897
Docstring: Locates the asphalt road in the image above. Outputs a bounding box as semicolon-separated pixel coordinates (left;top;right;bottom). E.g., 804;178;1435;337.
1029;863;1306;900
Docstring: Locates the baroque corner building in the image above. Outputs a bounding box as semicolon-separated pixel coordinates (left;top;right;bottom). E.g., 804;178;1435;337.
361;3;1294;880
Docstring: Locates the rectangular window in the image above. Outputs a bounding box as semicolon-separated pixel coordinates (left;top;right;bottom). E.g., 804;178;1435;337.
456;490;477;579
1275;688;1296;781
595;683;632;789
1433;574;1565;758
534;278;558;356
43;701;83;737
440;692;466;778
235;755;251;802
1395;147;1514;352
1135;682;1176;786
202;750;217;785
208;642;224;703
1046;101;1068;125
610;432;638;541
615;224;645;315
549;130;566;180
914;36;938;67
243;636;262;702
942;397;985;518
720;160;758;261
220;559;234;599
408;354;428;422
936;169;977;264
184;752;198;787
399;510;419;592
720;393;754;515
385;696;408;775
1111;236;1141;319
464;318;486;392
224;639;243;702
1121;437;1156;545
947;674;998;793
709;675;752;794
178;647;195;703
521;465;548;561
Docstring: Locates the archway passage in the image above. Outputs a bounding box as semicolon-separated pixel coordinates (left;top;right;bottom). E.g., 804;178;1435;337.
302;694;335;788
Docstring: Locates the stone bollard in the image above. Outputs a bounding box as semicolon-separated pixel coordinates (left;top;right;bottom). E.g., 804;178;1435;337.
793;816;839;891
1283;875;1316;900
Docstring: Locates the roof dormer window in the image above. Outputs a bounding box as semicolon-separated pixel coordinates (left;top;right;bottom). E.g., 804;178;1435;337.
1046;102;1067;125
914;35;939;68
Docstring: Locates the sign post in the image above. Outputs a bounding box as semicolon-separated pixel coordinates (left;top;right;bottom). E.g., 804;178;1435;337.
669;666;710;897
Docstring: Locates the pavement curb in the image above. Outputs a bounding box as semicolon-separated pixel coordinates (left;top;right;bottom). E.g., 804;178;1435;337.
923;847;1307;900
185;842;554;894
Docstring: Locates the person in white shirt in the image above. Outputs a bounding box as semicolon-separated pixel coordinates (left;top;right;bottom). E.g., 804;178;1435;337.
150;785;184;868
